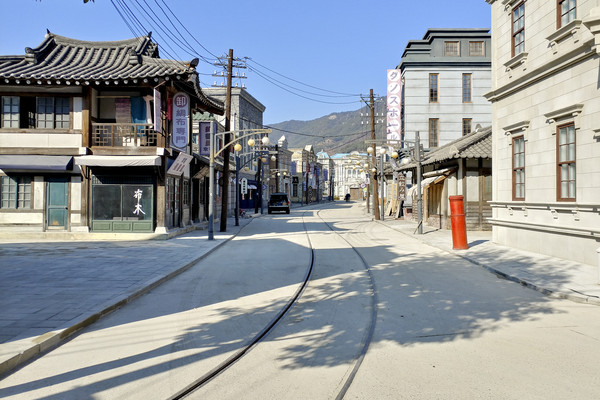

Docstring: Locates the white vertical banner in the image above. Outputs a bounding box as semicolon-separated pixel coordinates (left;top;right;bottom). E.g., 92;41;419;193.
171;92;189;150
387;69;402;142
153;89;162;134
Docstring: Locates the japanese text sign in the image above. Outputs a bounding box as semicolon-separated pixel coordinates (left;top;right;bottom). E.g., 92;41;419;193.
171;92;189;150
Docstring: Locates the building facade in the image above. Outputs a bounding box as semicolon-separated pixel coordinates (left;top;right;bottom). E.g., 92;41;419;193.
398;28;492;150
0;33;223;237
201;87;267;214
290;145;318;204
332;152;368;201
397;127;492;230
484;0;600;265
269;135;293;198
317;150;334;201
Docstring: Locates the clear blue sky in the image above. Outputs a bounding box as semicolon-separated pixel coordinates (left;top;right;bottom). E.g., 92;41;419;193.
0;0;491;125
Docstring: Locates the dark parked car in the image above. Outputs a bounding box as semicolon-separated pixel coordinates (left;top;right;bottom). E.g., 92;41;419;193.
268;193;290;214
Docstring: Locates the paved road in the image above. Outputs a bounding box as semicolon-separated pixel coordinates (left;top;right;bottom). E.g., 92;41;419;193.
1;202;600;399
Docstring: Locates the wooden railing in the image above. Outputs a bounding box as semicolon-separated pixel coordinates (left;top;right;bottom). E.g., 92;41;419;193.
92;123;159;147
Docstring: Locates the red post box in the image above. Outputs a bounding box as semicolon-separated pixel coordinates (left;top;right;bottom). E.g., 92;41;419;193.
449;195;468;250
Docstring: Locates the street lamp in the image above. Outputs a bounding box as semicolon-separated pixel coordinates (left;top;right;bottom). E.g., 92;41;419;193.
379;147;387;221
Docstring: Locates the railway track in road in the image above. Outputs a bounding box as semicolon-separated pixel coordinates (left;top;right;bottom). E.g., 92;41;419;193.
169;211;317;399
0;204;380;400
172;206;379;400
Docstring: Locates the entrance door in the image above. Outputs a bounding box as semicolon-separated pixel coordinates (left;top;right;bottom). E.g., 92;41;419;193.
46;177;69;229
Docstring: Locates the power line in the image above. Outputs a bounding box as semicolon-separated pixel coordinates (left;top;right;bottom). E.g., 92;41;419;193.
265;125;372;139
249;66;360;105
247;58;360;97
110;1;368;115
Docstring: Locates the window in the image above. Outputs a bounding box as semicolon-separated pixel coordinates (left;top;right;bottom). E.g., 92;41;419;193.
512;2;525;57
444;41;460;56
462;118;472;136
557;123;576;201
462;73;472;103
512;136;525;200
1;96;69;129
469;41;485;56
0;176;32;209
1;96;20;128
429;74;439;103
558;0;576;28
183;180;190;206
429;118;439;147
54;98;70;129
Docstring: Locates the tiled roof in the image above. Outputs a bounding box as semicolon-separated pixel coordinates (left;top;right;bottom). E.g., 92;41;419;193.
0;32;223;114
397;126;492;170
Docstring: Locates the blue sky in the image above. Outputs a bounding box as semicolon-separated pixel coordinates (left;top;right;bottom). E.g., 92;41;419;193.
0;0;491;124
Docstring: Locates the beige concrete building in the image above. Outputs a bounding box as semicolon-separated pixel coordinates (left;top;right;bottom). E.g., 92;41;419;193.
484;0;600;266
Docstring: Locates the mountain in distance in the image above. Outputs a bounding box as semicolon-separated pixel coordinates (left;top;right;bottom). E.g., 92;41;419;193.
268;101;387;155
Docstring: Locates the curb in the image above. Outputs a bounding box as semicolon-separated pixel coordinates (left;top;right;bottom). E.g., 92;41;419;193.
0;221;251;378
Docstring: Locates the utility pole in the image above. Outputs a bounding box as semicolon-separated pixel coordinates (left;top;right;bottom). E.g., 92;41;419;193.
219;49;234;232
370;89;381;220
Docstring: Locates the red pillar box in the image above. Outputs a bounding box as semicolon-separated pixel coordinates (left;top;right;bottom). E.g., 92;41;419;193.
449;195;469;250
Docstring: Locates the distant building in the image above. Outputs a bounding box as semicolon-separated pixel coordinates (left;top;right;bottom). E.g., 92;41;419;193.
398;28;492;149
484;0;600;266
331;152;368;201
316;150;334;201
201;87;267;214
269;135;293;198
290;145;318;203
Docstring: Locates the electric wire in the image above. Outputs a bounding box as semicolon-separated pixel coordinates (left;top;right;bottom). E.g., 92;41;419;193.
110;0;368;121
247;58;360;97
131;0;204;61
249;65;360;105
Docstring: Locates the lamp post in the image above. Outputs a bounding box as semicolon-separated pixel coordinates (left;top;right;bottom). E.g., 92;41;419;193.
208;128;271;240
379;147;386;221
398;132;423;234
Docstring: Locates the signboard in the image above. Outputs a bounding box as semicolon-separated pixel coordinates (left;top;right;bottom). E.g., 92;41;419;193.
167;153;193;176
115;98;131;124
387;69;402;142
199;122;212;155
241;177;248;195
292;176;299;184
153;89;162;133
398;174;406;200
171;92;189;150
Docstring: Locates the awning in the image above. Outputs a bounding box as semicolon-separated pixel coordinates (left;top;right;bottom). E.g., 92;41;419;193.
407;176;441;197
248;184;257;190
75;155;161;167
0;155;73;171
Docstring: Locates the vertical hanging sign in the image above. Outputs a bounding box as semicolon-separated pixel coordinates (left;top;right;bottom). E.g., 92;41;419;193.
386;69;402;142
171;92;189;150
153;89;162;134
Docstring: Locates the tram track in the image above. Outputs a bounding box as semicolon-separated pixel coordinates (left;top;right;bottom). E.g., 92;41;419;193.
172;205;379;399
169;211;317;399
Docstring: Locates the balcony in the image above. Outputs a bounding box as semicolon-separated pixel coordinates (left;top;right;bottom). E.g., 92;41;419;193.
92;123;159;147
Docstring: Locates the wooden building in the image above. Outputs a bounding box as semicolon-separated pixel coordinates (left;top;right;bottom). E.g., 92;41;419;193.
0;32;223;237
399;127;492;230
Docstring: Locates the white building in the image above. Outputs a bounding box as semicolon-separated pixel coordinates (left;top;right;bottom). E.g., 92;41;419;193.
398;28;492;149
484;0;600;266
331;152;368;200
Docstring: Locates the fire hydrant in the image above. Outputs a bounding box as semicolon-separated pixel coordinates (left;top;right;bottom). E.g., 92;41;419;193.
449;195;468;250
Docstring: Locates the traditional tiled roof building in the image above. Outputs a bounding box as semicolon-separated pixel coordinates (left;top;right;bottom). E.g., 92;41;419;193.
397;126;492;230
0;32;223;237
